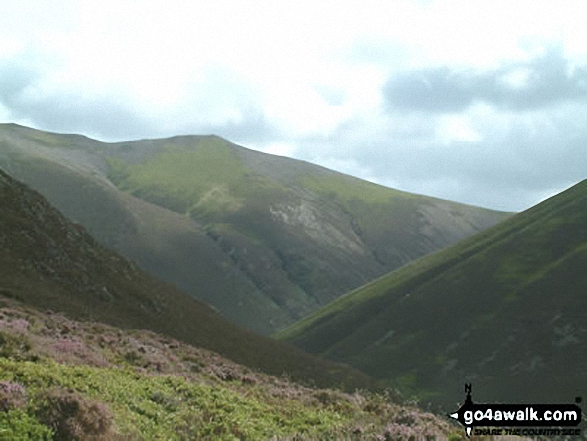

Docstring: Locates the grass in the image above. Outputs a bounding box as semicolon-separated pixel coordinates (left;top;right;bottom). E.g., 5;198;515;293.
0;167;379;394
102;131;509;333
0;145;297;335
107;138;249;217
0;123;96;150
0;297;460;440
300;173;428;246
278;180;587;409
106;137;290;241
0;360;347;439
300;173;419;207
3;124;509;336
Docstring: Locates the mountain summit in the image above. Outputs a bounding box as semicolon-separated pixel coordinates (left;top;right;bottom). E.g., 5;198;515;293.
0;123;509;333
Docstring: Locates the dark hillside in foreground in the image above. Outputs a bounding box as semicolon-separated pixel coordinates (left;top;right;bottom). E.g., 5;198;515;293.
279;180;587;408
0;123;510;334
0;168;375;392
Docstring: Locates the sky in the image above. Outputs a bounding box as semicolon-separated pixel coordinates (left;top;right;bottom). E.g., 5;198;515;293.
1;0;586;211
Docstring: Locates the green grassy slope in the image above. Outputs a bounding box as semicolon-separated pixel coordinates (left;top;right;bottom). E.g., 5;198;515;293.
102;131;511;322
0;169;378;393
0;123;510;334
278;180;587;408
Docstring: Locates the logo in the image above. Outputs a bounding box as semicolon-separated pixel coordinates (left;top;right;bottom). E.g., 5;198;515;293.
449;384;583;438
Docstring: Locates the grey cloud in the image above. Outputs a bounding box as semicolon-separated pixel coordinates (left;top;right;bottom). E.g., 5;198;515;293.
0;55;154;140
293;102;587;212
383;48;587;113
0;55;281;143
383;66;477;113
12;93;155;141
2;49;583;214
195;110;282;145
0;61;39;104
313;84;346;107
139;65;282;144
343;39;410;67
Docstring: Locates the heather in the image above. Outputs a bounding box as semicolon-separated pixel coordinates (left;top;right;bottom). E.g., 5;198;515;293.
0;297;469;440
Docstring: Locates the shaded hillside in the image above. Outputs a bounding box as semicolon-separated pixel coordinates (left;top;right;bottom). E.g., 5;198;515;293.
278;180;587;409
0;123;510;334
0;297;460;440
0;126;288;334
0;168;376;392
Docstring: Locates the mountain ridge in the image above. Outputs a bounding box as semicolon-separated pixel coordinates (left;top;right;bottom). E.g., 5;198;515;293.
0;123;511;334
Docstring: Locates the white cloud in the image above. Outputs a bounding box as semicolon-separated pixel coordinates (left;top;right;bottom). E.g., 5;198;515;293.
1;0;586;211
436;115;483;144
262;142;297;157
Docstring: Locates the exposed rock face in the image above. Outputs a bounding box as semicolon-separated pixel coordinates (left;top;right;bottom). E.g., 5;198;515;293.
270;201;365;254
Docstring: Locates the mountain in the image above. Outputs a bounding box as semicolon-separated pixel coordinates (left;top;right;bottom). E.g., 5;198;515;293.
0;170;463;439
0;168;378;392
278;180;587;408
0;123;510;334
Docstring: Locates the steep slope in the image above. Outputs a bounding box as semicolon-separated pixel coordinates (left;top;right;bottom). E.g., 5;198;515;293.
0;297;458;440
278;180;587;408
0;168;376;392
0;123;510;334
0;125;290;334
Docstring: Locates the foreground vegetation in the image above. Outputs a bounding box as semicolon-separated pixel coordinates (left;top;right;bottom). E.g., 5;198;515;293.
0;297;465;440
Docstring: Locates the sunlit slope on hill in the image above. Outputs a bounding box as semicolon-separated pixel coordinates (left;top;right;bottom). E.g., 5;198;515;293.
0;169;376;391
278;180;587;407
0;123;510;334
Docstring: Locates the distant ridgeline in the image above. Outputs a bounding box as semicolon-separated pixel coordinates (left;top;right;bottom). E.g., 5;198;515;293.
0;123;509;334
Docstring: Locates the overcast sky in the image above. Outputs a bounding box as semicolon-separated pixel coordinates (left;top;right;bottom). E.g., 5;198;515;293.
1;0;586;211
